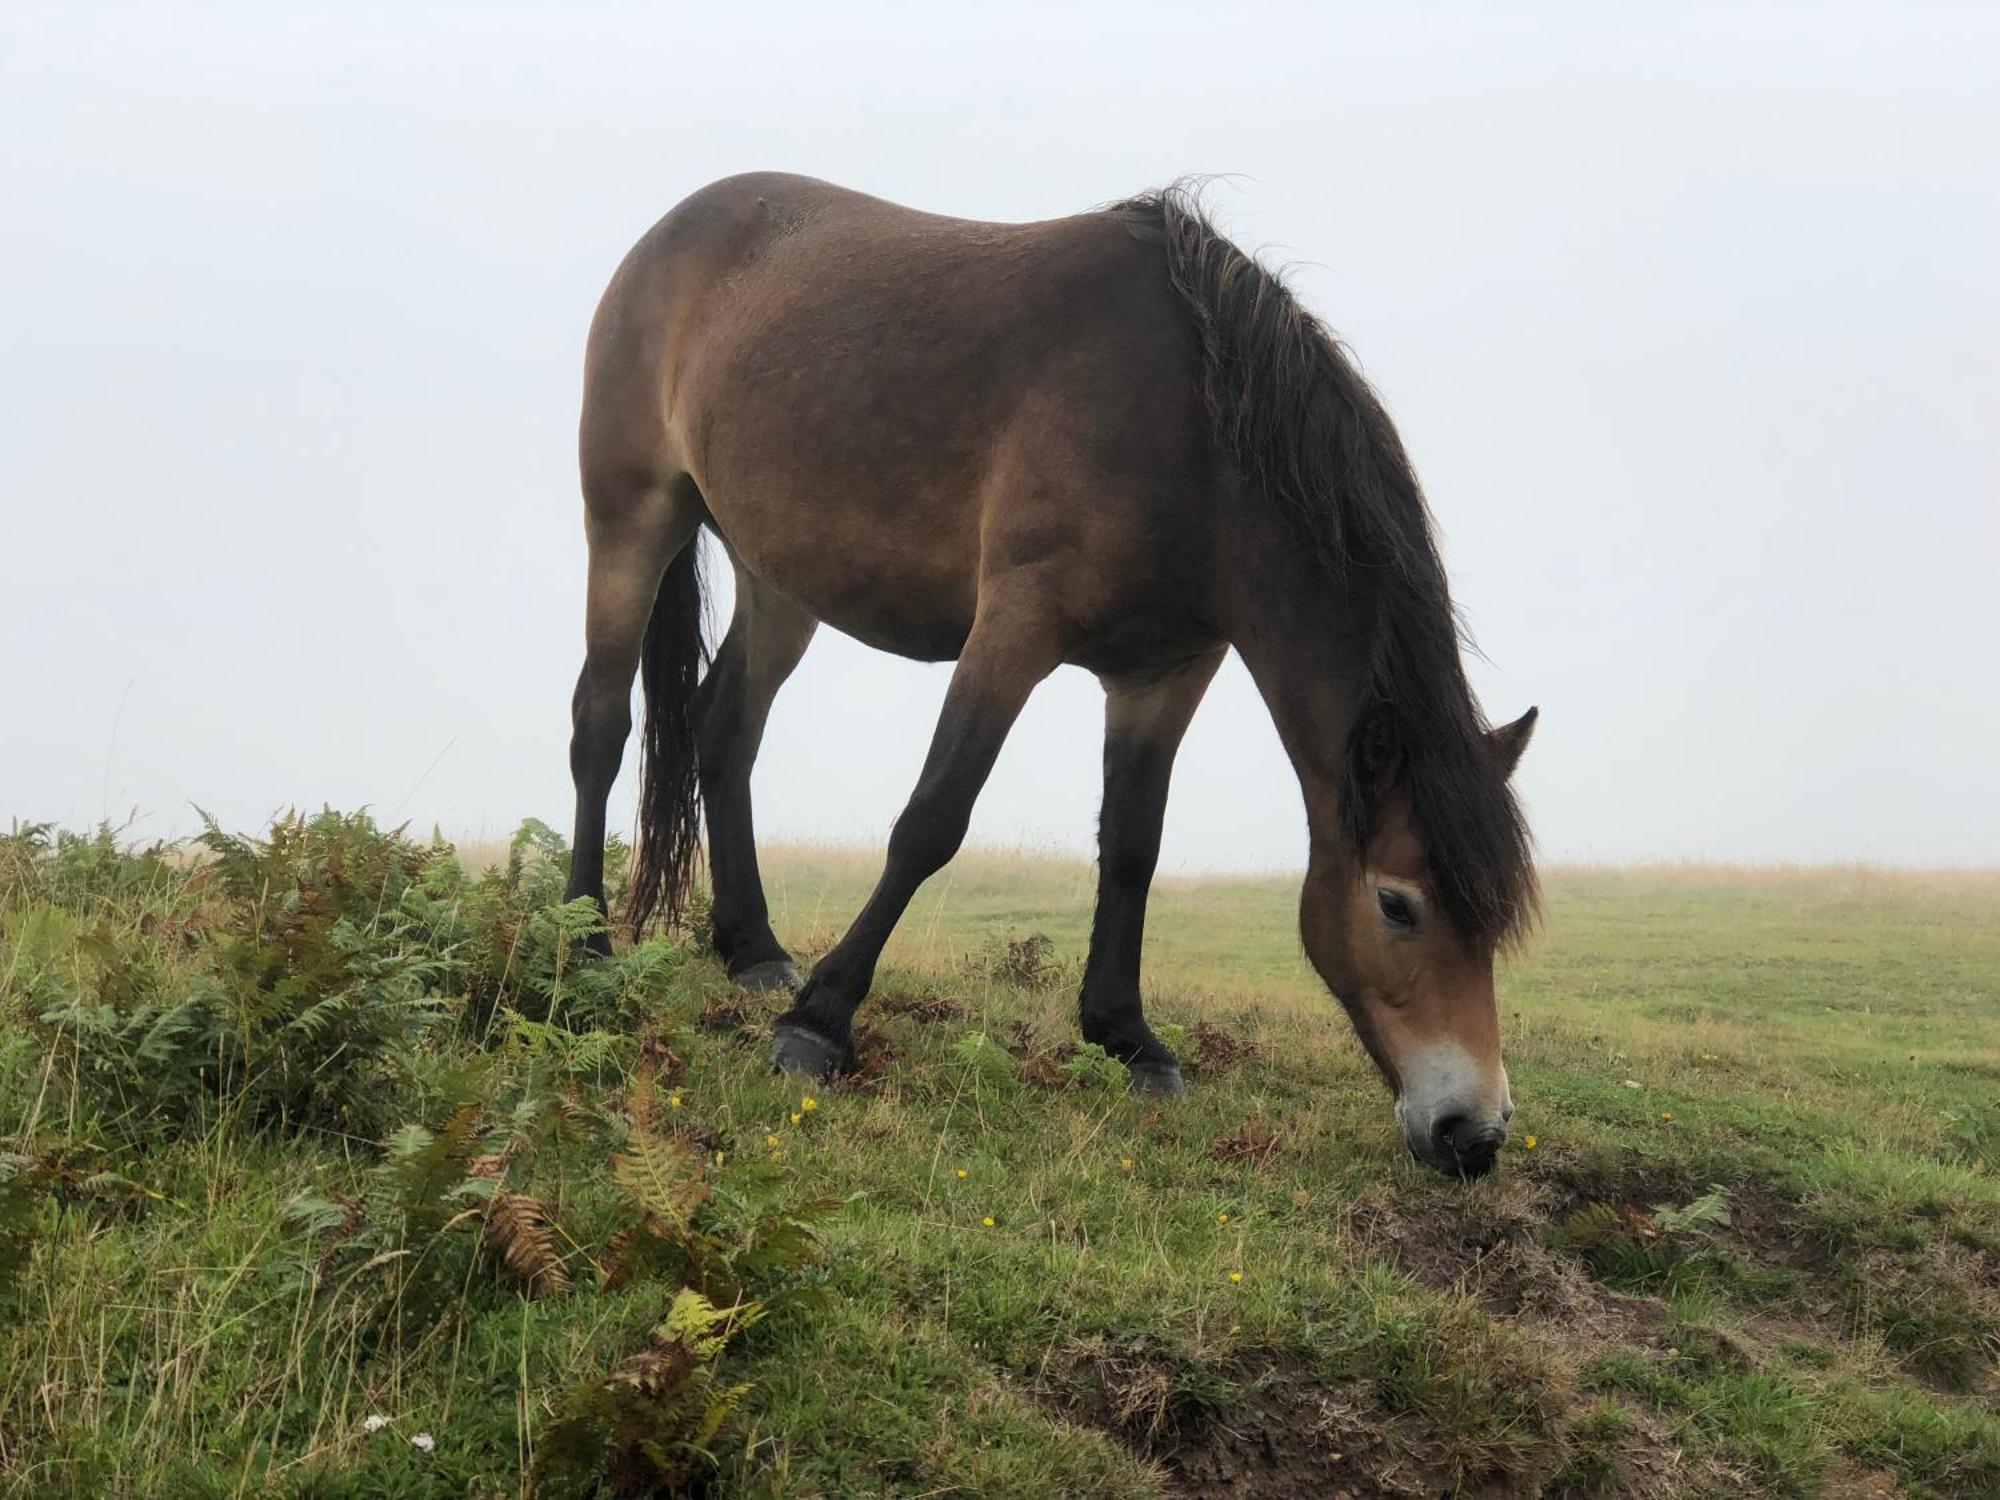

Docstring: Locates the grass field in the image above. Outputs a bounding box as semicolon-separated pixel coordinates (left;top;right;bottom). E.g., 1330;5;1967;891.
2;816;1997;1498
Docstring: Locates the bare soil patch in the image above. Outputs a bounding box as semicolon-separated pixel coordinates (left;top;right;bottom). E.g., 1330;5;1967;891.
1352;1187;1671;1352
875;988;968;1023
1058;1338;1528;1500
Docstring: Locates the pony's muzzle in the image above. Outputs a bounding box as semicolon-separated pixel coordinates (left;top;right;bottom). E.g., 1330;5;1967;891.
1393;1045;1512;1178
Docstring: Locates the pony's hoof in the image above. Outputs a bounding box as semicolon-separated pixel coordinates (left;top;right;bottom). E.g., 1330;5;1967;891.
734;959;802;994
1126;1060;1187;1097
772;1023;845;1080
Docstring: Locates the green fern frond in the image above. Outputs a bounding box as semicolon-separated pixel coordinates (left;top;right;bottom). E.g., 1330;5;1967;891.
612;1133;711;1230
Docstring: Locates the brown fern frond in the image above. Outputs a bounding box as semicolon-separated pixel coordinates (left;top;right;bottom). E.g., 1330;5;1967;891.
435;1101;485;1160
604;1226;637;1285
639;1027;687;1085
485;1191;571;1297
628;1055;657;1137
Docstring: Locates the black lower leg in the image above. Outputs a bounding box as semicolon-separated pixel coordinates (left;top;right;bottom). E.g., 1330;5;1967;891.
775;806;962;1065
564;661;633;955
1076;652;1222;1092
1079;733;1182;1082
694;644;791;977
693;587;816;989
773;619;1050;1076
704;772;796;986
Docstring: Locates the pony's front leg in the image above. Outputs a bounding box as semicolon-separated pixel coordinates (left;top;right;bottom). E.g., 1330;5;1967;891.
772;597;1061;1080
1078;649;1224;1094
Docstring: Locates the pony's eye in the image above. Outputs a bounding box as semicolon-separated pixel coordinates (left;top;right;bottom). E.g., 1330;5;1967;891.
1377;888;1418;930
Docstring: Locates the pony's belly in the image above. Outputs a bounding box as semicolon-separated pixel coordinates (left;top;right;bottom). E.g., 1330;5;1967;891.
717;522;976;664
803;587;973;663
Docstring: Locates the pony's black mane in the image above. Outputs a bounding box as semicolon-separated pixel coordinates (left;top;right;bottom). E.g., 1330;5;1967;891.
1112;183;1538;948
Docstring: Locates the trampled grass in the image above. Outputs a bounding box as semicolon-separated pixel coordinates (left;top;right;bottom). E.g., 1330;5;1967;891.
2;821;1996;1497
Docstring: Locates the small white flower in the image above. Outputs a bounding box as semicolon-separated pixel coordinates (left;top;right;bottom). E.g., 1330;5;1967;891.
410;1432;436;1453
1622;1079;1641;1089
362;1414;388;1434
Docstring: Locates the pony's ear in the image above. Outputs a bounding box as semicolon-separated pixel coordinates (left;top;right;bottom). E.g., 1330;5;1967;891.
1487;707;1539;779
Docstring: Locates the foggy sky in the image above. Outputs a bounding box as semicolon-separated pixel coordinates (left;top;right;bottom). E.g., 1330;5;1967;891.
4;2;1997;869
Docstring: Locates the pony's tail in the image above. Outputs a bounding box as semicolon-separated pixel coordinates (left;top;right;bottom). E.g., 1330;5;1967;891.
628;540;709;938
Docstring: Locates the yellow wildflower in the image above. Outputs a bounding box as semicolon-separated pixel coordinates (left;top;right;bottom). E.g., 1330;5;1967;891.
1120;1157;1133;1173
1661;1112;1674;1122
668;1094;683;1109
800;1096;819;1113
954;1168;968;1180
1228;1271;1243;1284
981;1215;996;1228
789;1112;802;1125
766;1134;780;1149
1523;1133;1538;1150
1217;1212;1230;1225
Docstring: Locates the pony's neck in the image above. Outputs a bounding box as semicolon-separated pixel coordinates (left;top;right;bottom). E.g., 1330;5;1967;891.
1219;508;1373;857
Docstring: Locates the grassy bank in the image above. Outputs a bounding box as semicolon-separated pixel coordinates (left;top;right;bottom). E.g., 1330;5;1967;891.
2;816;1996;1497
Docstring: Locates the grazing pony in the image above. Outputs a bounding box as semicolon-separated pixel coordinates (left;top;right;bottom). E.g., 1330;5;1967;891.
563;174;1537;1178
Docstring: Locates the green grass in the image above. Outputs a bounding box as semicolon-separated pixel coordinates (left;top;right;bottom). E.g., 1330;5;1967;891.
3;823;1997;1497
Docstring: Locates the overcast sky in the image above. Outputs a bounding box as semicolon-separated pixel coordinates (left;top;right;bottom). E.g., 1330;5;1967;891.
3;2;1996;869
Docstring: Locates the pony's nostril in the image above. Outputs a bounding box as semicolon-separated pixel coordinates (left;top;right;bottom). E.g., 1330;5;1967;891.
1453;1146;1499;1179
1432;1114;1506;1178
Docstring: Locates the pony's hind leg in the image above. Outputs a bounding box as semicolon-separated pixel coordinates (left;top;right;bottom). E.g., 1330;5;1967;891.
772;587;1063;1078
563;475;704;952
1079;649;1225;1093
694;559;818;989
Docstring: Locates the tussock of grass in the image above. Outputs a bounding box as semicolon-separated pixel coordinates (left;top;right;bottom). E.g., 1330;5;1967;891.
2;819;1997;1496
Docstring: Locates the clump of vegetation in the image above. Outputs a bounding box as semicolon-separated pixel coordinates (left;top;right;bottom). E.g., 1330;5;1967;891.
0;1152;42;1303
12;810;456;1136
0;820;182;914
1185;1019;1256;1074
289;1086;611;1338
1584;1339;1829;1494
951;1027;1128;1091
534;1289;763;1499
4;811;698;1142
969;930;1073;989
949;1028;1018;1086
1019;1038;1127;1091
1552;1184;1735;1294
1548;1397;1638;1497
606;1132;840;1309
0;1140;169;1310
433;818;690;1032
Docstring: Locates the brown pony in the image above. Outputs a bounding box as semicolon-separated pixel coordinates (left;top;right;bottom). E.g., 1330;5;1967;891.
562;174;1538;1178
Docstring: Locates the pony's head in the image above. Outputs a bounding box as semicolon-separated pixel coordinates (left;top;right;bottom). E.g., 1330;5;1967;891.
1302;707;1539;1178
1120;180;1542;1174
